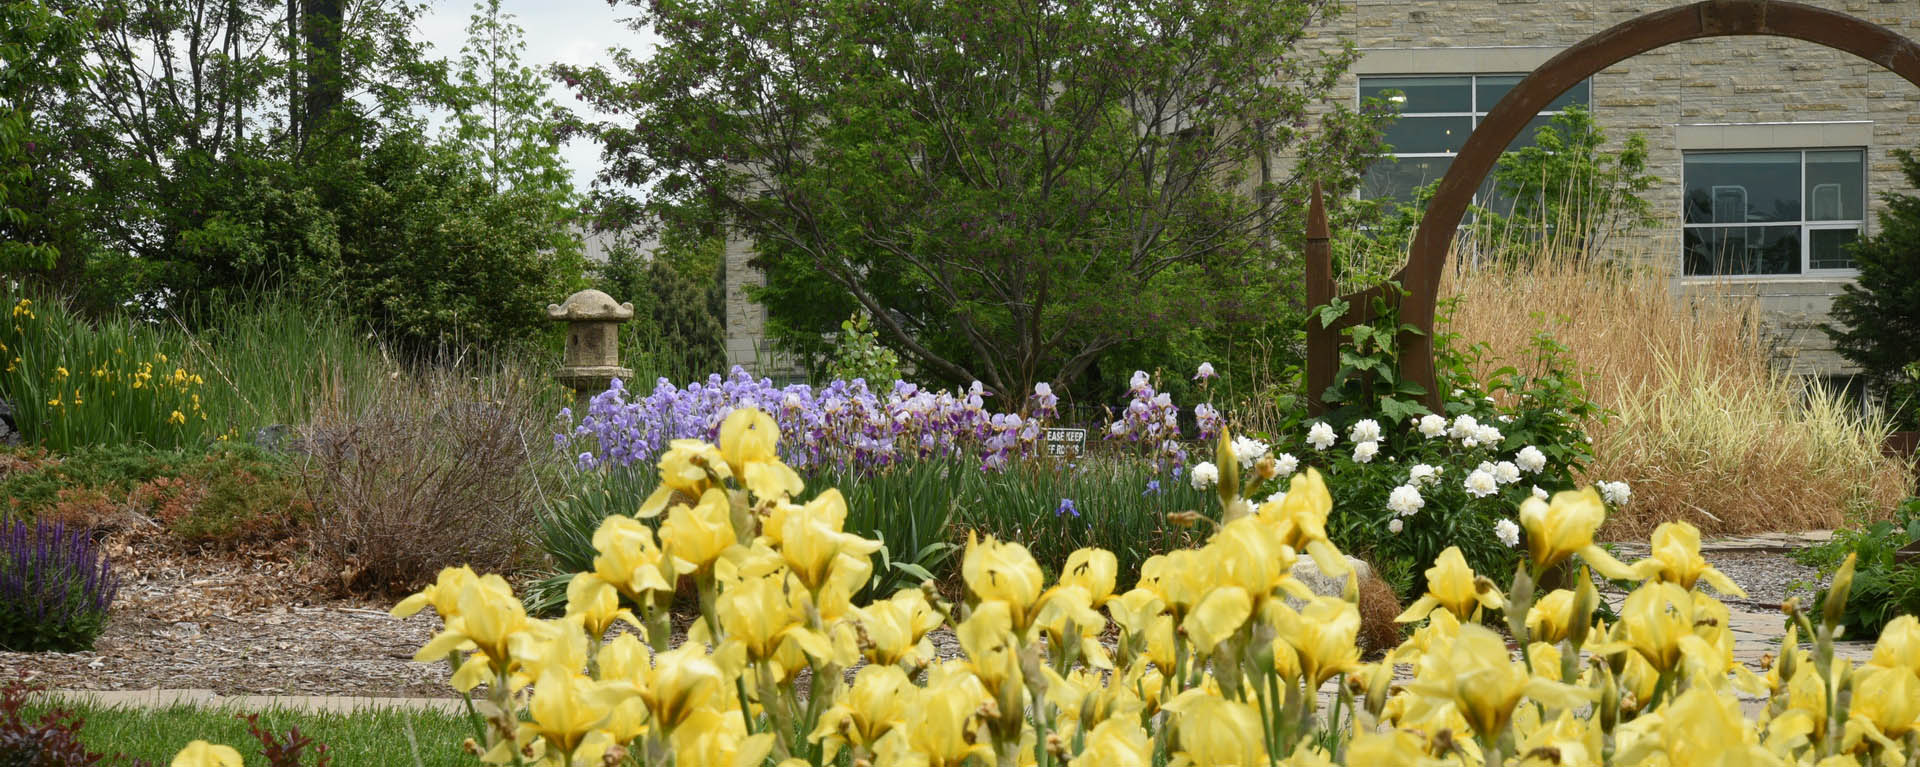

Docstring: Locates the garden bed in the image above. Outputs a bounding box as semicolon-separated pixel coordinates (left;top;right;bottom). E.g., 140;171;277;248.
1;527;450;698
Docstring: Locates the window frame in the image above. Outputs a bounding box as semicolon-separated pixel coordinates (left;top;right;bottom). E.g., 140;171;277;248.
1355;73;1594;207
1679;147;1867;280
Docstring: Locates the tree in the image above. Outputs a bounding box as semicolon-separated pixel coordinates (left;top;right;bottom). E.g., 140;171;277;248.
1471;106;1656;257
560;0;1386;397
450;0;572;199
1826;149;1920;429
594;233;727;383
9;0;585;351
0;3;95;276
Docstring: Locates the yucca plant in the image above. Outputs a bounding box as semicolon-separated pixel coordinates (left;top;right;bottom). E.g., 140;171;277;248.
0;519;118;652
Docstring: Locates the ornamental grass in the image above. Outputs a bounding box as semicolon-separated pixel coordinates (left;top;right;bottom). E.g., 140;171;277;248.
1443;252;1913;538
171;409;1920;767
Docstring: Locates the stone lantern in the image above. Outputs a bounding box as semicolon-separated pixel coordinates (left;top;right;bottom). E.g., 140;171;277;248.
547;289;635;410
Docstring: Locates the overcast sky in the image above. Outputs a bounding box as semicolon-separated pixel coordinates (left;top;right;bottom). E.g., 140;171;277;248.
413;0;660;194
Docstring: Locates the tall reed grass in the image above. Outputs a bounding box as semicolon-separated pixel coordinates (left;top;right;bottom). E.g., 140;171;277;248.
1443;253;1913;537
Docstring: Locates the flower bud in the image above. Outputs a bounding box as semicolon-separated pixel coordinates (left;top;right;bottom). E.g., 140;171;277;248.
1823;553;1857;631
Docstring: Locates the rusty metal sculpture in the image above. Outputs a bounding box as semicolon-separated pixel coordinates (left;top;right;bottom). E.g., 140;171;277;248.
1305;0;1920;415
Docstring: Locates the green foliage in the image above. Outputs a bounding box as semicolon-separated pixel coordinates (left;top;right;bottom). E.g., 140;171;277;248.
165;450;312;548
1795;497;1920;637
0;444;190;521
0;3;95;276
12;0;586;354
0;288;399;451
594;236;727;386
561;0;1389;398
1;293;219;451
0;519;115;653
1292;289;1602;593
1826;149;1920;431
826;313;903;389
1473;105;1657;257
0;443;307;549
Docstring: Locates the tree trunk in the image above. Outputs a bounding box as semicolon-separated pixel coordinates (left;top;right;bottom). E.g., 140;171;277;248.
300;0;345;148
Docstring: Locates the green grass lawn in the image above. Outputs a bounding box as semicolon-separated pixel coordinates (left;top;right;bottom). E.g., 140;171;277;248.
26;702;478;766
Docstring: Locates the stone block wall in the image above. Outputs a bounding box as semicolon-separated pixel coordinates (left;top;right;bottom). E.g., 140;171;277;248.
1319;0;1920;376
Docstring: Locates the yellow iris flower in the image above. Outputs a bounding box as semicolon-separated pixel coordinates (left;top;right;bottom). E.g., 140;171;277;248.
589;515;682;601
659;488;737;574
809;663;917;761
1403;624;1593;741
1639;521;1747;597
1517;488;1644;580
962;532;1046;633
1395;546;1505;623
171;741;244;767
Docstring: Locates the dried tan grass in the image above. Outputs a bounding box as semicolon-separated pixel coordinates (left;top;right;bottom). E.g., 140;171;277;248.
1442;252;1914;539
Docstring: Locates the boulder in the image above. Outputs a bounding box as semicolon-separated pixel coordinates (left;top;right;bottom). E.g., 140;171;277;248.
1289;556;1372;601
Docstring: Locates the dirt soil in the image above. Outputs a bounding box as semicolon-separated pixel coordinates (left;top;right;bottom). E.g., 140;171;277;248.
2;527;455;698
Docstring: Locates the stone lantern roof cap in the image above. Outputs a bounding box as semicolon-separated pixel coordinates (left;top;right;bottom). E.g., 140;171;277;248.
547;289;634;321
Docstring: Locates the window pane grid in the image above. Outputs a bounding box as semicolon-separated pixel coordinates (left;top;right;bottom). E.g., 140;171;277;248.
1681;148;1864;277
1359;74;1592;209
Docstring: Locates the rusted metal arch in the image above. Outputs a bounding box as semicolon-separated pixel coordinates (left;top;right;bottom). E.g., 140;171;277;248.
1305;0;1920;415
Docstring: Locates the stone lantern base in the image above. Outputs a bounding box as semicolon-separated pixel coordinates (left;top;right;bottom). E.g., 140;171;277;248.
557;365;634;411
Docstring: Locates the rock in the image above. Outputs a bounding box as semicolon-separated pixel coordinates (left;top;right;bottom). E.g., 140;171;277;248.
251;424;297;453
0;398;18;447
1289;556;1372;601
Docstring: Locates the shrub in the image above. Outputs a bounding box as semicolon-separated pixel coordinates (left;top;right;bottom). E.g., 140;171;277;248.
1795;496;1920;638
0;674;144;767
1445;254;1913;537
302;367;556;595
1266;283;1607;595
0;520;117;652
1826;148;1920;432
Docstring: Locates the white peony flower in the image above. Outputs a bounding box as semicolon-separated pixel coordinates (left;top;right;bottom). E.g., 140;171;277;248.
1190;461;1220;490
1493;461;1521;485
1307;422;1336;450
1417;414;1448;439
1231;435;1270;469
1272;452;1299;478
1387;485;1425;517
1450;414;1479;440
1532;485;1549;501
1495;519;1521;548
1408;463;1441;487
1465;469;1498;498
1388;518;1404;534
1348;418;1382;444
1473;424;1504;446
1599;480;1632;506
1515;445;1547;474
1352;440;1379;464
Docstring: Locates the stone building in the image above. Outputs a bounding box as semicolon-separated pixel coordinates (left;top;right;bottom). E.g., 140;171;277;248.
1330;0;1920;379
724;0;1920;381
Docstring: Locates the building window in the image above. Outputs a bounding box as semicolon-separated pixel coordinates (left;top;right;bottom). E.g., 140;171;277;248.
1358;74;1593;206
1682;149;1865;276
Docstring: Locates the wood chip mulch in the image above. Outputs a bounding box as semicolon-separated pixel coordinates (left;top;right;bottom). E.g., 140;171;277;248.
3;528;455;698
